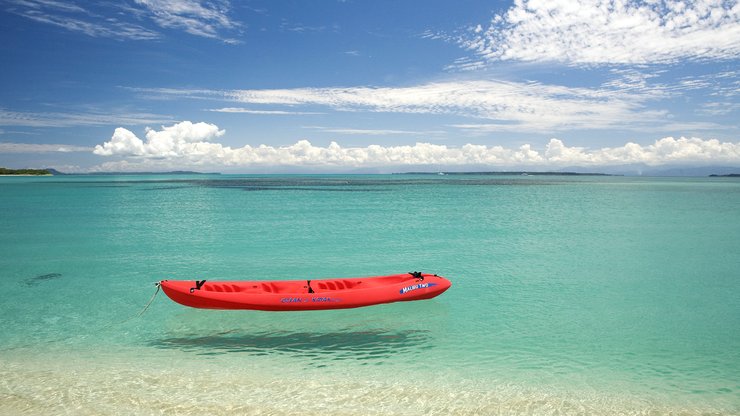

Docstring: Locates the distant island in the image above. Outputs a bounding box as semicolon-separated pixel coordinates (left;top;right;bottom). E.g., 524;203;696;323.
709;173;740;177
0;168;52;176
73;170;217;176
398;171;615;176
0;168;216;176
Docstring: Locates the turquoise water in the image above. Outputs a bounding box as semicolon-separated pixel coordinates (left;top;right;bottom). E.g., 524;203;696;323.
1;174;738;415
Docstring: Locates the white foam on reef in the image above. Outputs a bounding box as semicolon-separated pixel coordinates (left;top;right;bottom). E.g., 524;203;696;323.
1;351;735;416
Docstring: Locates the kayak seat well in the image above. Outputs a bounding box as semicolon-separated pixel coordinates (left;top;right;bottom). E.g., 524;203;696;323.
201;279;365;294
260;282;289;293
316;280;356;291
204;284;244;293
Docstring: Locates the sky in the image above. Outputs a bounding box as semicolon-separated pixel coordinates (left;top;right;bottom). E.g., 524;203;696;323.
1;0;739;173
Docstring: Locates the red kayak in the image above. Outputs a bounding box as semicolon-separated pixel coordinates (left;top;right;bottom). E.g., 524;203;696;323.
159;272;451;311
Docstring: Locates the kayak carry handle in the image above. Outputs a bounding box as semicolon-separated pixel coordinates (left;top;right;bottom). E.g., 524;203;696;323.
190;279;206;293
409;271;424;280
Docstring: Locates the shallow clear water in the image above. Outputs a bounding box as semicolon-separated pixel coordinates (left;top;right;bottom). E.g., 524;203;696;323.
1;174;738;414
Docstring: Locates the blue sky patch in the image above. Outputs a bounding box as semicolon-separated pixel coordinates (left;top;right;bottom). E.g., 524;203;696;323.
1;0;738;172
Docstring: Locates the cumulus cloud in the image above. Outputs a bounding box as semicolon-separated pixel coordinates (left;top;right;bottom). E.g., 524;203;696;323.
94;121;740;169
539;136;740;166
93;121;224;156
458;0;740;66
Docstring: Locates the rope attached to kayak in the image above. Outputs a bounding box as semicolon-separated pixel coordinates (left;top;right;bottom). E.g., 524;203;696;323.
137;282;161;317
105;282;162;327
105;281;161;324
1;282;163;353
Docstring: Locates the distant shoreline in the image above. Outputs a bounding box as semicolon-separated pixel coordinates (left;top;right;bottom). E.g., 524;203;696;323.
2;167;738;177
397;171;617;176
0;174;53;176
59;171;218;176
0;168;217;176
0;168;52;176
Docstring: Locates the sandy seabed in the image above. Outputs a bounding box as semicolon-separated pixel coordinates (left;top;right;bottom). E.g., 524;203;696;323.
1;351;734;416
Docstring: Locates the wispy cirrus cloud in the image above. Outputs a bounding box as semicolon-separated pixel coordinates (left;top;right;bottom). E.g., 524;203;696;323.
0;142;92;153
302;126;446;136
135;62;740;134
4;0;160;40
279;20;330;34
4;0;242;42
130;79;672;133
455;0;740;67
123;86;227;101
207;107;324;115
0;108;173;128
134;0;241;43
93;121;740;170
699;102;740;116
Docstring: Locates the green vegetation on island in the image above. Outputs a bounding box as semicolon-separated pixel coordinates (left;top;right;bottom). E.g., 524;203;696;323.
1;168;215;176
0;167;53;175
